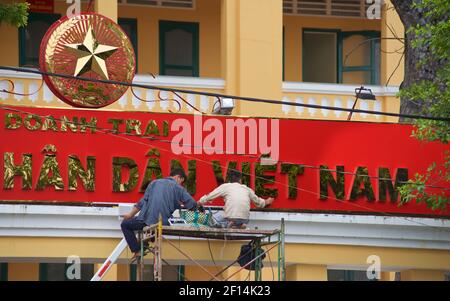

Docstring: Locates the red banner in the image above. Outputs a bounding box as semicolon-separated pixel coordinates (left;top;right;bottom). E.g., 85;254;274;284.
27;0;54;13
1;106;448;217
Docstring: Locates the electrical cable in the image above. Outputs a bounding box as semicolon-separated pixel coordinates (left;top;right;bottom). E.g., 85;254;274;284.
0;105;448;233
0;104;445;190
1;66;449;122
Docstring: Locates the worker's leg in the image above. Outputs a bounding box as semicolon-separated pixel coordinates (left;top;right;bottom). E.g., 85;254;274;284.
120;218;146;253
212;211;228;228
228;218;249;229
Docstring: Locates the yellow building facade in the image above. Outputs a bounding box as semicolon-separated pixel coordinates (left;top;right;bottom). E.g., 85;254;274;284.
0;0;449;281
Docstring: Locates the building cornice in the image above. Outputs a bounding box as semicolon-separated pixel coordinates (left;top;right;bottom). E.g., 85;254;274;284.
1;204;448;250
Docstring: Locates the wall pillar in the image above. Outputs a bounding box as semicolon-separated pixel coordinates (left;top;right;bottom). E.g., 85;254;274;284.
117;264;130;281
94;0;117;22
184;265;225;281
401;269;445;281
380;271;396;281
221;0;283;116
380;0;403;122
286;264;328;281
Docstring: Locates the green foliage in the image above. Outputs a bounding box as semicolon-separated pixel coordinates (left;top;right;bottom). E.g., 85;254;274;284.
397;0;450;211
0;3;29;28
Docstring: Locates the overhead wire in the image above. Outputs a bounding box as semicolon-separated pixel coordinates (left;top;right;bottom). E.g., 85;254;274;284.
0;104;448;232
0;104;446;190
1;66;449;122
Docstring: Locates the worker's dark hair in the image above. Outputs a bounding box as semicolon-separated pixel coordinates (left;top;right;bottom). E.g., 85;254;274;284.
170;168;187;181
228;169;242;183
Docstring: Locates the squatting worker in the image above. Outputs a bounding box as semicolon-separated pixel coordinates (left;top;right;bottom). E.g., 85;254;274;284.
121;168;198;260
198;169;274;229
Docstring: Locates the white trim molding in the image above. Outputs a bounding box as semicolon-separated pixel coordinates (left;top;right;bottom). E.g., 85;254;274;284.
283;81;400;97
0;69;225;90
0;204;449;251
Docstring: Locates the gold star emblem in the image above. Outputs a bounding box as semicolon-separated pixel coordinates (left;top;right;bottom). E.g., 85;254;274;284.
65;26;118;80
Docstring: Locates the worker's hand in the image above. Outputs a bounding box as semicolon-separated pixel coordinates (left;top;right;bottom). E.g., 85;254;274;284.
265;197;274;206
196;203;205;213
122;213;133;220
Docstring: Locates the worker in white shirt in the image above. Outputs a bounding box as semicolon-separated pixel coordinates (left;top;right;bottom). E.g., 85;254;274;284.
198;169;274;229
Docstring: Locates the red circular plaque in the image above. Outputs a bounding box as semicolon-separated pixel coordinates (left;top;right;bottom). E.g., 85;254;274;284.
39;13;136;108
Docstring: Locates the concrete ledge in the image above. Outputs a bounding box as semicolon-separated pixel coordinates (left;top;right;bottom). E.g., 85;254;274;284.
0;204;449;250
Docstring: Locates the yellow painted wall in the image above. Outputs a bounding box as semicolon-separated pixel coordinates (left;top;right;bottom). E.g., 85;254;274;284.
118;0;221;77
283;16;381;82
1;237;449;281
184;265;225;281
0;0;221;78
286;264;328;281
0;23;19;68
381;0;404;86
400;269;445;281
117;264;130;281
8;263;39;281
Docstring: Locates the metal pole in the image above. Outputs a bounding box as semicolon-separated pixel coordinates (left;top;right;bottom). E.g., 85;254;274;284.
347;95;360;121
281;218;286;281
278;229;281;281
224;241;280;281
255;239;262;281
153;216;163;281
163;236;222;281
138;231;144;281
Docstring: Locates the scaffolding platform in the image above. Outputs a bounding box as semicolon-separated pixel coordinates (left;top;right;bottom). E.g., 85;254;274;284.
144;225;280;241
136;219;286;281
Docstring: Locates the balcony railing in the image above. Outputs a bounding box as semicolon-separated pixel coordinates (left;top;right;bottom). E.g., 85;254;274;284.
0;69;400;122
282;81;399;122
0;70;225;115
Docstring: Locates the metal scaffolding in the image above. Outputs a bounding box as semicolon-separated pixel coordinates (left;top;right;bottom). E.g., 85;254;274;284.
135;218;286;281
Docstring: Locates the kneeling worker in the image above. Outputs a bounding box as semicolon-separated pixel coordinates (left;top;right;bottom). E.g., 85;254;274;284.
198;170;274;229
121;168;198;260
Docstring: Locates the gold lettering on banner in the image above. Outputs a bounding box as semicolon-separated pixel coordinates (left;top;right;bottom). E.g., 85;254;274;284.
112;157;139;192
5;113;22;129
68;155;96;191
42;116;59;132
24;114;42;131
143;120;160;136
60;116;79;133
3;153;32;190
126;119;142;135
36;145;64;191
139;149;163;192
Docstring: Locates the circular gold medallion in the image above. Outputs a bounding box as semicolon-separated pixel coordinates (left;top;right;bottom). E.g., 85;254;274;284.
40;13;136;108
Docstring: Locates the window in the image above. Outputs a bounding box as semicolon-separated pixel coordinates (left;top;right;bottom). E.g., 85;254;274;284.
0;263;7;281
340;31;380;85
302;29;380;85
118;18;138;70
327;269;373;281
159;20;199;77
19;12;61;67
303;29;338;83
39;263;94;281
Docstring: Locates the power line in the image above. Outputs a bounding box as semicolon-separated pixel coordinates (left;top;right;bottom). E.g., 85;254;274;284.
1;65;449;122
0;104;447;191
1;107;448;234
